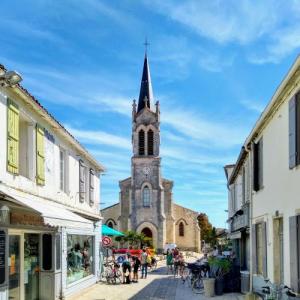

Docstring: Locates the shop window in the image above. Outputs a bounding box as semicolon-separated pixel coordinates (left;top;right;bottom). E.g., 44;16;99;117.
42;234;52;271
179;222;184;237
67;235;94;285
56;234;61;270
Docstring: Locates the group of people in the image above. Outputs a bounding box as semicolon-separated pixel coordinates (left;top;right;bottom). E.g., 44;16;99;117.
117;248;152;284
165;247;185;276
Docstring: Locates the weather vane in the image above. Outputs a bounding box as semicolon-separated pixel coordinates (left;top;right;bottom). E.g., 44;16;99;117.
144;37;150;54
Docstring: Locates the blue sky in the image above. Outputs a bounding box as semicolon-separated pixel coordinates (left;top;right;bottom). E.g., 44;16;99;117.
1;1;300;228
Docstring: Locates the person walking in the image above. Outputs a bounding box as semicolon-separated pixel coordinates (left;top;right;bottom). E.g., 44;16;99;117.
122;253;132;284
141;248;148;279
132;256;141;283
166;249;173;274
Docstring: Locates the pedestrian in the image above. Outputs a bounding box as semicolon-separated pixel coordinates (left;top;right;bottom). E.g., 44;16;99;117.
166;249;173;274
212;246;219;257
132;256;141;283
122;253;132;284
178;252;185;277
141;248;148;279
173;247;179;259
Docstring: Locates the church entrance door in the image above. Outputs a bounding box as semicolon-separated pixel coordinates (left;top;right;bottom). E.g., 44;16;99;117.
141;227;153;248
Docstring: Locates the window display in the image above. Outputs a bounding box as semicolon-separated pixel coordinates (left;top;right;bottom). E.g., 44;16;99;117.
67;235;94;285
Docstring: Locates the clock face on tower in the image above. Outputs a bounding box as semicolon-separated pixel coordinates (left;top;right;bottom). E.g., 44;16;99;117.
143;166;151;175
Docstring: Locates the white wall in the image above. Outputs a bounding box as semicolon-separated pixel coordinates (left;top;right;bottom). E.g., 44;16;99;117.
252;87;299;286
0;88;101;217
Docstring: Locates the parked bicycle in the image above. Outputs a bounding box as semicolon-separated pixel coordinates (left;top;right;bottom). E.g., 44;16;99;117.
260;279;296;299
181;262;209;294
103;261;122;284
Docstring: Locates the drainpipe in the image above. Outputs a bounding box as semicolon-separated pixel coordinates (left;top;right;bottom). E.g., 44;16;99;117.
244;143;253;293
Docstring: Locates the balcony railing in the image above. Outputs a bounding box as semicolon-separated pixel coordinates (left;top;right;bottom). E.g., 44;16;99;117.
230;202;249;232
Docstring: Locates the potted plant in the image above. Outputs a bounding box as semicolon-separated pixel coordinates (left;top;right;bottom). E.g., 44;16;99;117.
209;257;231;296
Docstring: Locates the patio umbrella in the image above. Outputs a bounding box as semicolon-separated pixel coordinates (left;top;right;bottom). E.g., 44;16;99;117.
102;224;124;237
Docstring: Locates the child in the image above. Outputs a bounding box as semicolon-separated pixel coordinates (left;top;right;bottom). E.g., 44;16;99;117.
132;256;141;283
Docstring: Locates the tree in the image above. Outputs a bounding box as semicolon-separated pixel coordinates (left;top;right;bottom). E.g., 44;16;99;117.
197;213;213;243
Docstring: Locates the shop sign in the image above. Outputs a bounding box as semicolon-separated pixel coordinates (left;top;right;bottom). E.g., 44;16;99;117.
0;230;6;286
10;212;44;226
102;236;112;247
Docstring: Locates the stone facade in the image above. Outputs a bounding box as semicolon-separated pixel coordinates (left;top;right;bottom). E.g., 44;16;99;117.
101;55;200;252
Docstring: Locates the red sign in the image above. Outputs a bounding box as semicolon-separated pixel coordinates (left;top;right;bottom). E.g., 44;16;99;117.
102;236;112;247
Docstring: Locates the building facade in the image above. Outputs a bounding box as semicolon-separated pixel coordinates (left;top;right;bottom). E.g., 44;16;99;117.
102;55;200;253
0;64;105;300
224;153;251;272
226;56;300;296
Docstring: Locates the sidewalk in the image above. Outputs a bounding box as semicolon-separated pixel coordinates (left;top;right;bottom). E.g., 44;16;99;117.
68;260;244;300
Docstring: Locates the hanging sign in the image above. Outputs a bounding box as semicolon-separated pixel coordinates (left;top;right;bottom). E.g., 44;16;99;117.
102;236;112;247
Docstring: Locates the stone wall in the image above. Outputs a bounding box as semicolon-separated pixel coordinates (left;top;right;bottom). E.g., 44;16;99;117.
173;203;201;252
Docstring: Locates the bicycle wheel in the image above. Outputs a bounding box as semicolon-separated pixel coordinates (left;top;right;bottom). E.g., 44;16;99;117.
192;277;204;294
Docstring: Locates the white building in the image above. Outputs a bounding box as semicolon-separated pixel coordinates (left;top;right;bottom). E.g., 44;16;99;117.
0;64;105;300
227;56;300;295
224;150;251;273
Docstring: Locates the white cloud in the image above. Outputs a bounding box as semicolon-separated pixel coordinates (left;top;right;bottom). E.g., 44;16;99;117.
240;99;264;113
146;0;300;64
65;125;131;150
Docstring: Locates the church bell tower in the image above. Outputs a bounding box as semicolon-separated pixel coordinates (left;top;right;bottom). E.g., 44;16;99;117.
129;53;166;249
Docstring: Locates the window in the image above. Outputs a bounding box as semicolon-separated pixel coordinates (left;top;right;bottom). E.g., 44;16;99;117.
107;221;113;229
179;222;184;236
253;138;263;191
42;234;52;271
89;169;94;205
19;116;30;178
79;160;85;202
138;130;145;155
36;124;45;185
142;185;150;207
59;149;66;191
147;129;154;155
67;234;94;285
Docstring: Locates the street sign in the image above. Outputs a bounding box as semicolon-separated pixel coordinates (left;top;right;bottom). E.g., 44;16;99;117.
102;236;112;247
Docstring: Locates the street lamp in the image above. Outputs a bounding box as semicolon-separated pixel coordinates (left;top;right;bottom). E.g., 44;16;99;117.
0;69;22;87
0;205;10;225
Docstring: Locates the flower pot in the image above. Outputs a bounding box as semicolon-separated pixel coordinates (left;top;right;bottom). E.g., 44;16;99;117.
203;278;215;297
215;277;224;295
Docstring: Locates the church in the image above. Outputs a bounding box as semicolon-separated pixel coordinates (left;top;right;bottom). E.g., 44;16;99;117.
101;53;201;253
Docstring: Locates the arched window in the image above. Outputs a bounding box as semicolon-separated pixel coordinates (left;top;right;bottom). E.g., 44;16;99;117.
138;130;145;155
147;129;154;155
143;186;151;207
107;221;114;229
179;222;184;236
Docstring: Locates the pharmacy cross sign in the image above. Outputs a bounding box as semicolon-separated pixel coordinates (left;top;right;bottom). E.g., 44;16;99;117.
102;236;112;247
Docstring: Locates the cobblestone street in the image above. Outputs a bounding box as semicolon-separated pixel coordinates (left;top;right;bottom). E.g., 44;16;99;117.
69;262;244;300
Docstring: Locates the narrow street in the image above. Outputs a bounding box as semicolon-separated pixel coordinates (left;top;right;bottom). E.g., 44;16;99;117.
69;262;243;300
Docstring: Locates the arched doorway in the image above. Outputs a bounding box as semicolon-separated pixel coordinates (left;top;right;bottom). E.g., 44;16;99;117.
141;227;153;248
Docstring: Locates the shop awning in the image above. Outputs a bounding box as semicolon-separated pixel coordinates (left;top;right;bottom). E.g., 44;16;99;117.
0;185;94;230
102;225;124;236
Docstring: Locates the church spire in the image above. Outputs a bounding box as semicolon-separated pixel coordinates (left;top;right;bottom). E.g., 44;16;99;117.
137;53;154;113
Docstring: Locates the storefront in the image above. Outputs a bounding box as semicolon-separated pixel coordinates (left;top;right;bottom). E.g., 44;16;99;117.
0;186;101;300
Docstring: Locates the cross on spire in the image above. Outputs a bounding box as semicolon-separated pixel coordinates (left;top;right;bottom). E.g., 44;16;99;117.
144;37;150;54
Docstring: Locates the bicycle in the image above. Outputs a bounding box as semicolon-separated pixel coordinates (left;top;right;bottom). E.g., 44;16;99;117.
260;279;296;299
103;261;122;284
